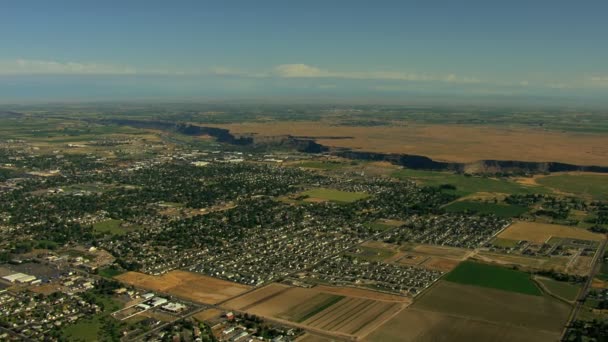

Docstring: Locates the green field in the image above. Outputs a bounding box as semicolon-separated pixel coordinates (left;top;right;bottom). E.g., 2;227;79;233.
492;237;520;248
536;277;580;302
365;220;398;231
62;316;103;341
346;246;396;262
537;174;608;200
92;219;126;235
98;266;125;278
443;201;528;218
392;169;546;196
301;188;369;203
444;261;542;296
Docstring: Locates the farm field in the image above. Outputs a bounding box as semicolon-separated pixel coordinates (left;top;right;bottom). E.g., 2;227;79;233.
491;237;520;248
498;221;604;243
535;276;581;302
444;261;542;295
475;251;560;270
193;308;223;322
222;283;406;338
211;122;608;167
364;307;561;342
412;281;571;333
392;169;540;196
411;244;470;260
535;173;608;200
301;188;369;203
443;200;528;218
421;257;461;272
115;270;251;304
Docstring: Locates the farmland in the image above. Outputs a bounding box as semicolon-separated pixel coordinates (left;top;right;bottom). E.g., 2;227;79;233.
364;308;560;342
498;221;604;243
300;188;369;203
443;200;528;218
444;261;542;295
222;283;406;338
211;122;608;167
392;169;540;196
536;173;608;200
412;281;571;333
115;270;251;304
535;276;581;302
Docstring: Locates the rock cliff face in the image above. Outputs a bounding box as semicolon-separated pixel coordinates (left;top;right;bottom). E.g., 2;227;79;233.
106;119;608;174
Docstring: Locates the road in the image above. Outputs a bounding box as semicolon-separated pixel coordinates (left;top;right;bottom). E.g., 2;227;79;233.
559;238;607;341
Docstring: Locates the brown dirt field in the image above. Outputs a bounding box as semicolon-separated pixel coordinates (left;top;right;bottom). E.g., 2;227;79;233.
140;310;175;322
222;283;290;311
421;257;461;272
592;278;608;289
223;283;407;338
303;297;404;337
570;255;594;276
475;252;554;270
209;122;608;166
364;307;561;342
193;309;224;322
29;284;62;295
313;285;411;303
396;253;428;266
412;281;571;333
498;221;605;243
115;270;251;304
295;333;335;342
412;244;470;260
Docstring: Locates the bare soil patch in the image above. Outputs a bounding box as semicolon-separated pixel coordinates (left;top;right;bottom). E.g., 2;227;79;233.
364;307;561;342
115;270;251;304
498;221;604;243
314;285;411;303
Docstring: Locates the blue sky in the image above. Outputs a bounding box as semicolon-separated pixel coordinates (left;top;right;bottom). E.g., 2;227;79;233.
1;0;607;104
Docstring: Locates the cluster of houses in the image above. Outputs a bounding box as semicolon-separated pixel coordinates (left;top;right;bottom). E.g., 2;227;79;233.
310;255;443;295
383;214;510;249
0;286;100;340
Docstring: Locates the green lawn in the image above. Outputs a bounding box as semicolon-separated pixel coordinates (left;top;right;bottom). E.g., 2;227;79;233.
346;246;396;262
365;222;394;231
92;219;126;235
62;316;102;341
536;277;580;301
443;201;528;218
301;188;369;203
537;174;608;200
392;169;546;196
444;261;542;296
98;266;125;278
492;237;520;248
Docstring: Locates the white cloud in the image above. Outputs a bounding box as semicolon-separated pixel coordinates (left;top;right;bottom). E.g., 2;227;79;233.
272;64;479;83
590;76;608;82
209;66;269;78
0;59;138;75
0;59;189;76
